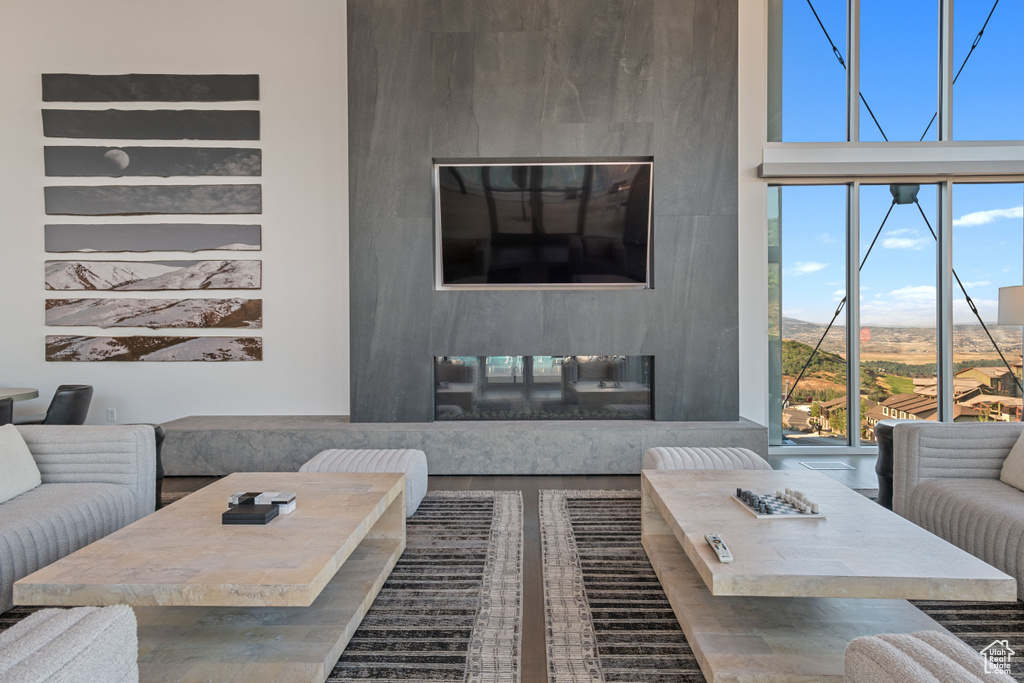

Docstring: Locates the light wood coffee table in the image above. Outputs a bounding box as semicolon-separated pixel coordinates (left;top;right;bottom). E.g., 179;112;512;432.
642;469;1016;682
15;472;406;683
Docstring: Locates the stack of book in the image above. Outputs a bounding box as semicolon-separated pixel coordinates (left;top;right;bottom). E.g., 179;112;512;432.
222;491;297;525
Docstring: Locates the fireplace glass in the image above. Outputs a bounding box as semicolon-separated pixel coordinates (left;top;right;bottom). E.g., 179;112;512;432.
434;355;653;420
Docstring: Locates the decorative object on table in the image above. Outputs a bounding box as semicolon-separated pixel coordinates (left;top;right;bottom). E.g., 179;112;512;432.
732;486;824;518
222;503;278;525
42;73;262;362
13;384;92;425
46;336;263;362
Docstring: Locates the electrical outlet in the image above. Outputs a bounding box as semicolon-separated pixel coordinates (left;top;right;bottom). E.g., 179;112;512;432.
106;408;117;422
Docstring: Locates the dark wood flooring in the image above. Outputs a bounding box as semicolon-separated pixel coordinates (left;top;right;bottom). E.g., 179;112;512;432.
162;474;641;683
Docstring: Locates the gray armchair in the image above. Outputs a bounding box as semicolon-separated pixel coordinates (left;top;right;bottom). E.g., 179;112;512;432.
0;425;156;613
893;421;1024;599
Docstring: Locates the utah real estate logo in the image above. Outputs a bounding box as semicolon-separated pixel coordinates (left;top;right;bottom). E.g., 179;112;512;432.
982;640;1014;675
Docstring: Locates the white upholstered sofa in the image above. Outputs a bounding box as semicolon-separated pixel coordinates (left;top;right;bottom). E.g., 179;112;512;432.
893;421;1024;600
0;425;156;613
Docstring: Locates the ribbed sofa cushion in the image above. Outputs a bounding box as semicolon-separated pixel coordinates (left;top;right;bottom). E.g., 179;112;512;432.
908;478;1024;599
642;446;772;471
0;483;134;613
0;605;138;683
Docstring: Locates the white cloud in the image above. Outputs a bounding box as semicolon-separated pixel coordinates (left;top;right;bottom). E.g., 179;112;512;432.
888;285;936;301
954;206;1024;227
817;232;836;245
832;289;845;300
882;236;930;250
960;280;991;289
788;261;828;275
886;228;915;236
953;297;997;325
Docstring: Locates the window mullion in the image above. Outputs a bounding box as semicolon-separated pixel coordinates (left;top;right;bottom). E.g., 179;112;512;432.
938;0;954;141
847;181;861;445
937;179;954;420
846;0;860;142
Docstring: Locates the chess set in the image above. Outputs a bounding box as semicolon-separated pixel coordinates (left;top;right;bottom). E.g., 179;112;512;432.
731;487;826;520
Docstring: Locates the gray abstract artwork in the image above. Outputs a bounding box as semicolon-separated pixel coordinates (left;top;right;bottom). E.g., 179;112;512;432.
45;224;261;253
42;74;259;102
44;185;262;215
45;147;261;177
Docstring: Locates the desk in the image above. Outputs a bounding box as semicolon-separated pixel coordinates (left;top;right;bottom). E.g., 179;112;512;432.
0;388;38;402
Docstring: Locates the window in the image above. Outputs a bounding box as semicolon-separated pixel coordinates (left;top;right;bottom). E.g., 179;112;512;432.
764;0;1024;451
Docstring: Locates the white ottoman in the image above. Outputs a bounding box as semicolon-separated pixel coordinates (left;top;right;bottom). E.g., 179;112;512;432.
0;605;139;683
643;446;771;471
300;448;428;517
845;630;1014;683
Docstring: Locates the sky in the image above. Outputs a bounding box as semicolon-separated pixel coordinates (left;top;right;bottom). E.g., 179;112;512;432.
778;0;1024;328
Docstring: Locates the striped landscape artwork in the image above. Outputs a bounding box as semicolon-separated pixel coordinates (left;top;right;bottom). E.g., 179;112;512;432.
46;335;263;362
46;298;262;329
42;73;263;360
45;260;261;291
45;224;261;253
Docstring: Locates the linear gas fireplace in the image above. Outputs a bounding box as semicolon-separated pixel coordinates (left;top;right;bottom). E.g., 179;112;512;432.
434;355;653;420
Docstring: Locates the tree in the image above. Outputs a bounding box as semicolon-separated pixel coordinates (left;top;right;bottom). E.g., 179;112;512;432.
830;407;847;436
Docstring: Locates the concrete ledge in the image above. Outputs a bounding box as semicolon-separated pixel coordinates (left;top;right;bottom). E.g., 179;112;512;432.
161;415;768;476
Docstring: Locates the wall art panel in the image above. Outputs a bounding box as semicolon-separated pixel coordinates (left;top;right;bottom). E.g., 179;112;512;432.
45;224;261;252
46;298;262;328
46;335;263;362
45;260;261;290
44;147;261;177
42;109;260;140
42;74;260;102
44;185;262;215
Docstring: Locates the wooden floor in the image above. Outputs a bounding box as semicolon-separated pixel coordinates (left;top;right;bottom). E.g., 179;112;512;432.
163;474;642;683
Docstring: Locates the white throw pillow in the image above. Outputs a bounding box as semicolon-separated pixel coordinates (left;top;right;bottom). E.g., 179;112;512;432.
999;431;1024;492
0;424;42;504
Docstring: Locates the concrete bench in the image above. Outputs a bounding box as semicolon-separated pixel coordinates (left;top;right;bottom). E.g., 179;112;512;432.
300;448;428;517
642;446;771;471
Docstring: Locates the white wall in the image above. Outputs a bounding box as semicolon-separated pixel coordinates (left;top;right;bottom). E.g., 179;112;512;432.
737;1;771;429
0;0;350;424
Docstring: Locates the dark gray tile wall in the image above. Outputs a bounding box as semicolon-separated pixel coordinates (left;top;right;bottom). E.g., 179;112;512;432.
349;0;739;423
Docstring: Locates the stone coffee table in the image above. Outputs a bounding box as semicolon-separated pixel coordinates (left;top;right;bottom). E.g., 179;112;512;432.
15;472;406;683
641;469;1016;682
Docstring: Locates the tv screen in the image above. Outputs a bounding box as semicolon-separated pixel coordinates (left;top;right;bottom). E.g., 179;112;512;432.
435;161;652;287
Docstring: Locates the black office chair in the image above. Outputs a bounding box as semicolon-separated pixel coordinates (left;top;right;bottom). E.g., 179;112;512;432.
0;397;12;426
14;385;94;425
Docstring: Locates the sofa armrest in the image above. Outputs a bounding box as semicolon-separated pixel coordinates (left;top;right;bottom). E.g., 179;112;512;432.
892;422;1024;517
16;424;156;521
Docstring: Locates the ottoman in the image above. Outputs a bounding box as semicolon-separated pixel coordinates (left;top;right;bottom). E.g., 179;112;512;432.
844;630;1014;682
300;448;428;517
642;446;772;471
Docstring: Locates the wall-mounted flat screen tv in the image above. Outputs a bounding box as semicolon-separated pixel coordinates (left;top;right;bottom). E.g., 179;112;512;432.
434;160;652;288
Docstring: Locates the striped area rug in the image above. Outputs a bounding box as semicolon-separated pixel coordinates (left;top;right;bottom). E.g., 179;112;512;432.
330;491;522;682
540;489;1024;682
1;490;522;683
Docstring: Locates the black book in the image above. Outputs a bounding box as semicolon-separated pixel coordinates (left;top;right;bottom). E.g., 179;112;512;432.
222;504;279;525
